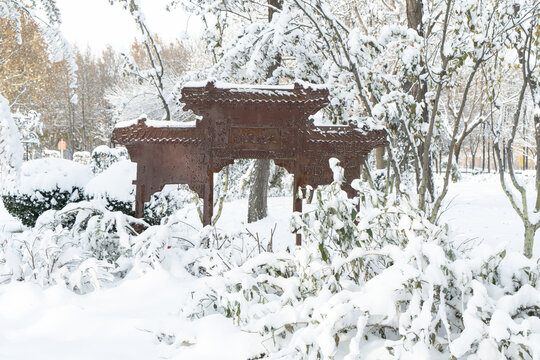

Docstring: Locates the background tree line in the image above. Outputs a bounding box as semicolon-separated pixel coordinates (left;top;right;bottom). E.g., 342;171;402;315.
0;11;195;156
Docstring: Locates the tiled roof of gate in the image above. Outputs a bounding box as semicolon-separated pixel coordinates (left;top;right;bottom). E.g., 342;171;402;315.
181;81;329;114
111;118;200;145
305;127;389;152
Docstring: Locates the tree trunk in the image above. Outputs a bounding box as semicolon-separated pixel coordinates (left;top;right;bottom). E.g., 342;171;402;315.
406;0;424;35
376;147;384;169
524;224;535;259
248;159;271;222
503;139;506;172
534;113;540;211
482;123;486;172
488;140;492;172
454;137;463;165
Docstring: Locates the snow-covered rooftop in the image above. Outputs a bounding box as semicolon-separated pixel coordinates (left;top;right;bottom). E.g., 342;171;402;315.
182;80;327;92
115;118;196;129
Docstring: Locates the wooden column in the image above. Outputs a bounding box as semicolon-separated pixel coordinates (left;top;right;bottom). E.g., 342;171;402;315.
293;172;302;246
203;172;214;226
134;182;145;218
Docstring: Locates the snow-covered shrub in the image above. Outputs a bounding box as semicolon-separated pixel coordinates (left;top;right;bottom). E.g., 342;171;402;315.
144;186;192;225
12;110;42;160
0;200;147;292
0;197;227;291
2;158;92;226
85;160;191;225
173;163;540;359
85;160;136;216
90;145;128;174
41;149;60;158
72;151;91;166
39;201;145;268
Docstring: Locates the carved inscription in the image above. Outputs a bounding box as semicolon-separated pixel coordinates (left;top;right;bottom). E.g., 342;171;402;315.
229;127;281;150
303;164;326;177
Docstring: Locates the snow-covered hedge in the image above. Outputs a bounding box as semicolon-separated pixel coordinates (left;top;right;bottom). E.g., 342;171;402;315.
3;157;190;228
0;201;147;292
0;197;215;292
86;160;191;225
72;151;91;166
2;158;92;226
90;145;128;174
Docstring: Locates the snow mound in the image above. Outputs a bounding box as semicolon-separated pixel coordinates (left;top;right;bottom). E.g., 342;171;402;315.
15;158;92;194
85;160;136;202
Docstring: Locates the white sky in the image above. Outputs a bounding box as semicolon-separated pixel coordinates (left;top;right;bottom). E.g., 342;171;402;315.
56;0;202;53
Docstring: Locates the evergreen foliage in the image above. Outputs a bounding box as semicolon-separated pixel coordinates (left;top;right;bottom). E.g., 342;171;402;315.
2;186;85;227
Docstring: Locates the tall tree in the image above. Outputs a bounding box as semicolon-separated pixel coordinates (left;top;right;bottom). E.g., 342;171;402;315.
0;12;51;112
0;1;75;184
109;0;172;120
492;1;540;258
105;36;192;122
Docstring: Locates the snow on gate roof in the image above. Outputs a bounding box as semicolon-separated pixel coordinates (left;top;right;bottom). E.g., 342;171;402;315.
180;80;329;114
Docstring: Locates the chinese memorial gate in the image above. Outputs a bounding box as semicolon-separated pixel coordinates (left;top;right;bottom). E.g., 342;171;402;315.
111;81;388;245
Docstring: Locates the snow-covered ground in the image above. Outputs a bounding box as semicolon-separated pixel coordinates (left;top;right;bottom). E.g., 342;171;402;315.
441;173;540;257
0;173;537;359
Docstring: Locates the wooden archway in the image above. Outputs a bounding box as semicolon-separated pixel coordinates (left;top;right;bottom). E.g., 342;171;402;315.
111;81;388;245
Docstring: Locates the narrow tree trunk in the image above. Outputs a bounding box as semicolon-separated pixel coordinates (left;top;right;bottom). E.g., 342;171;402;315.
406;0;434;207
482;124;486;172
248;159;271;222
406;0;423;34
523;109;528;170
503;139;506;172
376;147;384;169
534;113;540;211
488;140;492;172
454;137;463;165
524;224;535;259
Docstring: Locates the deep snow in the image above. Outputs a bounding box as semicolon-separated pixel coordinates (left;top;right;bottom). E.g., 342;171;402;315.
0;173;538;359
440;173;540;257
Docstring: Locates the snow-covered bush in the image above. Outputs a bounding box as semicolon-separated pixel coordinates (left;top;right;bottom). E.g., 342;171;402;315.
90;145;128;174
85;160;191;225
0;200;147;292
72;151;91;166
0;199;216;291
171;163;540;359
2;158;92;226
12;110;42;160
41;149;60;158
144;185;192;225
85;160;136;216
